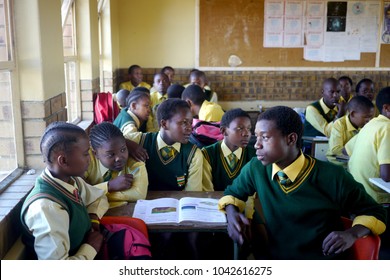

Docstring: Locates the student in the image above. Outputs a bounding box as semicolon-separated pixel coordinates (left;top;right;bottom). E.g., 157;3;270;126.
326;96;375;161
167;84;185;99
182;84;224;122
20;122;109;260
115;89;130;109
150;66;175;93
304;78;346;138
119;64;151;91
347;87;390;258
84;122;148;208
113;89;151;136
189;70;218;103
202;108;256;192
338;76;353;103
126;98;203;191
147;73;170;132
218;106;386;260
347;87;390;205
355;78;380;116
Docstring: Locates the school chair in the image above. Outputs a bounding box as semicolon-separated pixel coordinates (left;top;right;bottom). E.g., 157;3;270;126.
100;216;149;239
341;216;381;260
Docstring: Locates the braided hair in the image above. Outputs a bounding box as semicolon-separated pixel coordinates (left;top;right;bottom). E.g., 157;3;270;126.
89;122;124;150
40;122;87;164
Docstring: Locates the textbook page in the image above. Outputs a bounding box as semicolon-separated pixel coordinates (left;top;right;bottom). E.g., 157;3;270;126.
369;178;390;193
132;198;180;224
177;197;227;223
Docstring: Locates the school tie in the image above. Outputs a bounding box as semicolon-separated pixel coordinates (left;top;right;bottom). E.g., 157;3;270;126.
277;170;291;186
327;109;337;121
103;170;112;182
227;153;238;170
160;146;177;161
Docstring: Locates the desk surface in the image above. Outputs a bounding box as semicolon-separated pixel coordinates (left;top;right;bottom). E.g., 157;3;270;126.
106;191;227;232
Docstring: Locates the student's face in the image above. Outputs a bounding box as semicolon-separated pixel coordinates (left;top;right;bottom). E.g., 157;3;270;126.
65;136;91;177
94;136;128;172
163;69;175;83
322;82;340;107
154;74;169;93
338;79;352;99
131;97;151;122
254;120;293;169
357;82;375;101
223;117;252;151
130;68;143;86
161;107;193;145
190;76;206;88
350;108;375;128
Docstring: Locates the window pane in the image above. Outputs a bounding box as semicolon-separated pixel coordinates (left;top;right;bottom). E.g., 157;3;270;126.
64;61;79;122
62;5;75;57
0;71;17;181
0;0;10;62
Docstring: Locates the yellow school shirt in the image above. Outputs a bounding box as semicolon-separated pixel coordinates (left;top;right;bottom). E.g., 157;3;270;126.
121;110;143;138
84;149;148;208
348;115;390;204
128;132;203;191
305;98;338;137
146;91;168;132
326;114;358;160
119;81;151;91
198;100;225;122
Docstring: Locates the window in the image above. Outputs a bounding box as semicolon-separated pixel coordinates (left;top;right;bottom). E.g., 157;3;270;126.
0;0;23;190
62;0;81;123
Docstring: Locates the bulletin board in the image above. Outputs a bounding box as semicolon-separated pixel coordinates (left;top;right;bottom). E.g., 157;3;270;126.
199;0;388;67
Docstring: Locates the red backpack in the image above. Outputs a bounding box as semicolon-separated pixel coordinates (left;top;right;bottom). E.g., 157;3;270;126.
98;222;152;260
93;92;120;124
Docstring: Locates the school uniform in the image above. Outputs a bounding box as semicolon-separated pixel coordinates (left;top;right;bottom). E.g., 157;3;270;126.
218;153;386;259
198;100;224;122
119;81;151;91
129;132;203;191
113;108;147;137
146;91;168;132
348;115;390;204
304;98;338;138
202;140;257;218
84;150;148;208
20;168;109;260
326;114;359;160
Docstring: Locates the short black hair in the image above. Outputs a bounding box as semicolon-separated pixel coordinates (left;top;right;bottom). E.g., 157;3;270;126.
181;84;206;106
126;90;150;108
167;84;185;99
89;122;124;150
161;66;174;73
132;86;150;94
376;87;390;114
323;77;338;88
189;70;206;80
338;76;353;86
221;108;250;128
40;122;87;164
156;99;190;126
355;78;373;93
116;89;130;107
347;95;374;112
258;106;303;149
128;64;141;74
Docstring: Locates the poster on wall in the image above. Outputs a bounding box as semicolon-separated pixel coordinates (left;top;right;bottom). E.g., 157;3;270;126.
382;2;390;43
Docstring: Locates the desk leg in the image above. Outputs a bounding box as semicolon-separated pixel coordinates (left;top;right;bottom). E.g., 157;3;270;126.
234;242;239;260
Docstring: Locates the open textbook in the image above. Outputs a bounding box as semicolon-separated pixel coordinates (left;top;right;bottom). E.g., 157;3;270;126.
132;197;227;224
369;178;390;193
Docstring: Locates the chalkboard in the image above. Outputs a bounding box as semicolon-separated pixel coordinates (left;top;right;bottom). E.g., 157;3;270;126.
199;0;387;67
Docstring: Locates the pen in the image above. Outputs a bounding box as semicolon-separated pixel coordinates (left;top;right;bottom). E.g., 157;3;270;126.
130;167;140;176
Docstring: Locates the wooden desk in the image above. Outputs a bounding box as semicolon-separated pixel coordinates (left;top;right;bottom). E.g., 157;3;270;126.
106;191;227;232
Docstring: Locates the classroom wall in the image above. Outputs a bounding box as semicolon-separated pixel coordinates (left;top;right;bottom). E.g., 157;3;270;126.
116;0;196;68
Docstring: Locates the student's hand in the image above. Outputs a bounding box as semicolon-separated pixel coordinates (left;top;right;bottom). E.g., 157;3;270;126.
85;229;104;253
226;205;250;245
126;139;149;162
108;174;133;192
334;99;347;118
